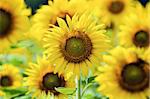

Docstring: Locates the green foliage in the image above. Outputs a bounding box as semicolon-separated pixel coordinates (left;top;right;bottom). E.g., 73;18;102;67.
1;87;28;99
55;87;76;95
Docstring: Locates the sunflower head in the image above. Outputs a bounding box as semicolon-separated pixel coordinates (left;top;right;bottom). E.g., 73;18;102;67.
133;30;149;47
0;75;12;87
0;0;30;52
0;64;22;96
25;57;75;98
0;9;12;38
60;31;93;64
108;0;125;14
119;59;149;92
41;72;66;96
43;12;110;77
119;5;150;49
94;0;134;30
96;47;150;99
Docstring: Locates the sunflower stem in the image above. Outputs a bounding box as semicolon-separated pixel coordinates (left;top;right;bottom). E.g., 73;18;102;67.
78;78;81;99
76;76;81;99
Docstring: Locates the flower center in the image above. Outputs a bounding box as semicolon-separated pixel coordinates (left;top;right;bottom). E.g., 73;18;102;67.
60;33;92;63
0;76;12;87
42;73;65;95
108;1;124;14
66;37;86;57
120;59;149;92
0;9;12;38
133;31;149;47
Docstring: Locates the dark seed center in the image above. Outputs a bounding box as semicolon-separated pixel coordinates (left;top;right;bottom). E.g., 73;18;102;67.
122;65;145;85
134;31;149;47
108;1;124;14
65;37;86;57
120;59;149;92
42;73;65;95
0;76;12;87
60;33;92;63
0;9;12;38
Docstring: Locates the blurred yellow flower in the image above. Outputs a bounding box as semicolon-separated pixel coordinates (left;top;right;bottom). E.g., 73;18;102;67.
94;0;134;29
0;0;30;53
119;3;150;49
96;47;150;99
0;64;22;96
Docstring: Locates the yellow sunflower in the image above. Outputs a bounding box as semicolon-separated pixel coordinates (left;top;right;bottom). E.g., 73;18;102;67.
24;57;75;99
0;64;22;96
96;47;150;99
29;0;88;41
94;0;134;29
119;4;150;49
0;0;30;53
43;12;110;77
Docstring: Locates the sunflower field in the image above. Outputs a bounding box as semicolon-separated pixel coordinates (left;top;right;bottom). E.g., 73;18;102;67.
0;0;150;99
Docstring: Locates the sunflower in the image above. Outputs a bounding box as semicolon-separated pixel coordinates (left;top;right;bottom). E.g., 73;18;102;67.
94;0;134;29
43;12;110;77
30;0;88;41
0;0;30;53
24;57;75;99
119;4;150;49
96;47;150;99
0;64;22;96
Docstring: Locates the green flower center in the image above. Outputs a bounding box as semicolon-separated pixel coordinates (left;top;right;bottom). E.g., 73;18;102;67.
134;31;149;47
61;33;92;63
0;76;12;87
66;37;86;57
120;59;149;92
0;9;12;38
108;1;124;14
123;65;145;85
42;73;65;95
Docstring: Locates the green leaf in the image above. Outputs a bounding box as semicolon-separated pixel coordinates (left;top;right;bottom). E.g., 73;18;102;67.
87;76;97;83
10;44;18;49
0;61;2;65
55;87;76;95
82;94;93;99
12;94;32;99
82;83;93;96
2;87;27;95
